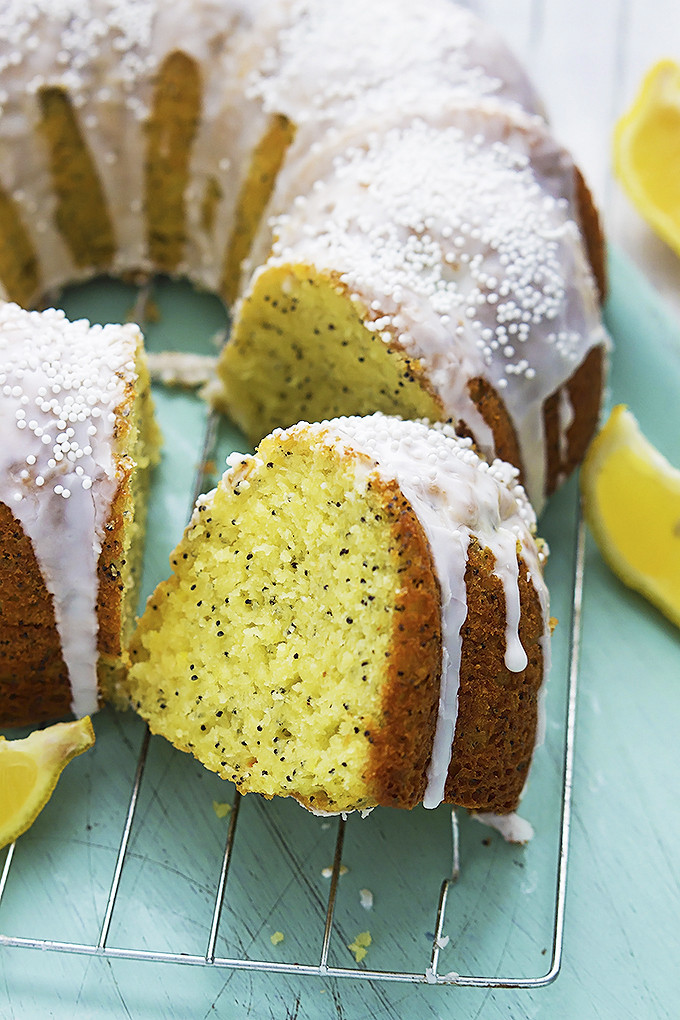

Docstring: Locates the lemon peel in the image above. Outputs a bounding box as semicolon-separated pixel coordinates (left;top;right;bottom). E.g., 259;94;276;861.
580;405;680;627
0;716;95;850
614;59;680;255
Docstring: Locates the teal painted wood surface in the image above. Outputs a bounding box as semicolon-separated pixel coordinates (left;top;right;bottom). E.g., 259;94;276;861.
1;247;679;1019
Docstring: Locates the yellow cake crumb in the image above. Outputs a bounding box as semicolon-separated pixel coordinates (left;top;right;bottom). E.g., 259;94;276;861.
348;931;372;963
359;888;374;910
212;800;232;819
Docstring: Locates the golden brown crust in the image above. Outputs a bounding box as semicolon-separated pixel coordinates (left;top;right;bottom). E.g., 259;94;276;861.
564;344;606;477
444;538;545;813
465;337;605;500
463;376;524;484
364;490;546;814
222;113;297;304
0;184;41;308
95;471;132;660
0;481;139;726
574;165;607;303
0;501;72;726
365;477;443;809
0;375;141;727
543;343;606;495
145;50;202;272
37;86;115;271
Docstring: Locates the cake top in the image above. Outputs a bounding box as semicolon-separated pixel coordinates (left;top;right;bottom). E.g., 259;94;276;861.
0;303;138;494
0;0;158;101
316;413;537;533
249;0;542;126
0;0;264;99
0;301;141;716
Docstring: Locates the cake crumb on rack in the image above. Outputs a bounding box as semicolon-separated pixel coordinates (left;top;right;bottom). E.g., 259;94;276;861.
348;931;372;963
212;800;232;819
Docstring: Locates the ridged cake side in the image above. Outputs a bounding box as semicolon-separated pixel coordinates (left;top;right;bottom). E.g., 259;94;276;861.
0;0;550;305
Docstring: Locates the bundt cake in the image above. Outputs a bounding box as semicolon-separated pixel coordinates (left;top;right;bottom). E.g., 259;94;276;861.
218;103;608;511
125;415;550;816
0;0;608;509
0;301;160;727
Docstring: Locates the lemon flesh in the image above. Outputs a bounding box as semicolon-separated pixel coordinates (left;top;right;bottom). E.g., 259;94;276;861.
614;60;680;256
580;405;680;628
0;717;95;849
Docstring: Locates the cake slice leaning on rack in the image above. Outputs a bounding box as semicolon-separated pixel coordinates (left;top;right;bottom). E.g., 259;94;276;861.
0;302;160;728
124;414;551;820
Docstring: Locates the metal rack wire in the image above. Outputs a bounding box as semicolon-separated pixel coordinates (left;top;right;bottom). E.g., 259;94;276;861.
0;281;586;989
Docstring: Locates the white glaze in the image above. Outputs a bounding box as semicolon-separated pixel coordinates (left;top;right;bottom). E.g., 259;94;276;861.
247;0;543;186
0;301;140;716
558;384;576;479
472;810;535;844
241;2;545;277
250;0;542;122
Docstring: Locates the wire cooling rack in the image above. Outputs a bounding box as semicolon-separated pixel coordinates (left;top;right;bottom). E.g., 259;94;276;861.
0;278;586;989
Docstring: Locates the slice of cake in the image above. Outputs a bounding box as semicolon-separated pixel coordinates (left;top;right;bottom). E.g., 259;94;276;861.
0;301;160;727
125;414;550;816
216;112;608;512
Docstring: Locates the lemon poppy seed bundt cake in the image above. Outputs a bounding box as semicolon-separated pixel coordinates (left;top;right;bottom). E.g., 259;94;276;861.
0;302;160;727
125;415;550;816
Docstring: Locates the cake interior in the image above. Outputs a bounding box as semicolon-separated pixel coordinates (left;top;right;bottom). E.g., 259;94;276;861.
216;263;444;445
126;428;429;813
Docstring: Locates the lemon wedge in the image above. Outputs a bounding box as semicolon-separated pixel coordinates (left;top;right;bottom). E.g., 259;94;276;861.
0;716;95;850
613;59;680;255
580;405;680;628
